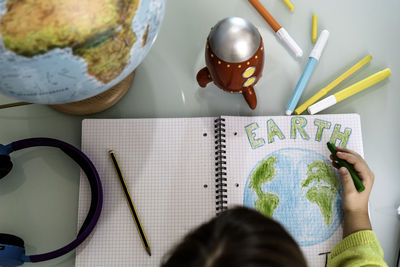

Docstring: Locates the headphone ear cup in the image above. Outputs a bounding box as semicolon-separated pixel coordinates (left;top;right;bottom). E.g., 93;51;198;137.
0;233;24;248
0;155;13;179
0;233;26;266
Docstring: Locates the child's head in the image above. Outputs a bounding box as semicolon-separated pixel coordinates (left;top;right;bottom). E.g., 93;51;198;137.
161;206;307;267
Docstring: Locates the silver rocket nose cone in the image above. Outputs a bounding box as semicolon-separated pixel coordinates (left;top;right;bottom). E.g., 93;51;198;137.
208;17;261;63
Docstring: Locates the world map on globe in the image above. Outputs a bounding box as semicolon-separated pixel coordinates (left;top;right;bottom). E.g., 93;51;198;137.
0;0;165;104
244;148;343;246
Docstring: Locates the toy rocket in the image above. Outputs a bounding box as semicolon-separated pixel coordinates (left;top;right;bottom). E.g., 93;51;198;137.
196;17;264;109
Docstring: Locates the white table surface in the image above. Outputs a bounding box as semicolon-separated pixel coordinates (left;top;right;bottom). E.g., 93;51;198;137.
0;0;399;266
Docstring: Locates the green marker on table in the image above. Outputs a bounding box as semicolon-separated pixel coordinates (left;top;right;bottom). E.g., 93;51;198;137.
327;142;365;192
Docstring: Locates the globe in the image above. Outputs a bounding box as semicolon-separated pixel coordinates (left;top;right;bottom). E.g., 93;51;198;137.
0;0;165;104
244;148;343;246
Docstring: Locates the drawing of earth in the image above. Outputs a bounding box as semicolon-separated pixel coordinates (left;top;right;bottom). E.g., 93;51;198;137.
0;0;165;104
244;148;343;246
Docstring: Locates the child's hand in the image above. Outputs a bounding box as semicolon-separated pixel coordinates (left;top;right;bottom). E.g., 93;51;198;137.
330;147;374;213
330;147;374;236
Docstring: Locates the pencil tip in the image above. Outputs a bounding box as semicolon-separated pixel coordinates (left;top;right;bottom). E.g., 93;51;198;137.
146;247;152;256
109;149;114;153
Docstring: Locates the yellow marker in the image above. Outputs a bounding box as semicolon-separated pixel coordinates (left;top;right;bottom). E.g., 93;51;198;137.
281;0;294;11
335;68;391;101
308;68;391;114
294;55;372;115
109;150;152;256
312;15;318;43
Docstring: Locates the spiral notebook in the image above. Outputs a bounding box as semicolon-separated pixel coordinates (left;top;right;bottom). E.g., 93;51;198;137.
76;114;363;267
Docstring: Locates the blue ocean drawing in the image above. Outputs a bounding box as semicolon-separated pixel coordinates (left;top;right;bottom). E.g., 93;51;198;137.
244;148;343;246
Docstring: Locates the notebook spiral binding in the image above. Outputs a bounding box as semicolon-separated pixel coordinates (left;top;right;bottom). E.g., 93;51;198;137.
214;118;227;215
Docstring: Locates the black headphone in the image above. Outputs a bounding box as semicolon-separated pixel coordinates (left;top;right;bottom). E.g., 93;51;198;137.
0;138;103;267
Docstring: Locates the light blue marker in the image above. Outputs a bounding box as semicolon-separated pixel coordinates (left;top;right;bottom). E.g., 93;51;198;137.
285;30;330;116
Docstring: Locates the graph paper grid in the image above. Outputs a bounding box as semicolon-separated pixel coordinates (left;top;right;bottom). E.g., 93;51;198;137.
76;118;216;266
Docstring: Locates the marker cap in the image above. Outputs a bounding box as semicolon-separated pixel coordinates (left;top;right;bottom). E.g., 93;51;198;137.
276;28;303;58
309;29;329;60
307;95;337;114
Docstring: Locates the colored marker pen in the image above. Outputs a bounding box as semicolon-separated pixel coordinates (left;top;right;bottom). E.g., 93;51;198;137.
285;30;330;115
307;68;391;115
248;0;303;58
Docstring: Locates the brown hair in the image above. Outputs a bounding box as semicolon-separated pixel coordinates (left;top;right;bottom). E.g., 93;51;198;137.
161;206;307;267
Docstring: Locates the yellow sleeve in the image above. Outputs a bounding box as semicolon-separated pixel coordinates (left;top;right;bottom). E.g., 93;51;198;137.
327;230;388;267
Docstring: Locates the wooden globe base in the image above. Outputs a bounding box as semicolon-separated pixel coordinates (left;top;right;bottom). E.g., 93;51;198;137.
50;71;135;115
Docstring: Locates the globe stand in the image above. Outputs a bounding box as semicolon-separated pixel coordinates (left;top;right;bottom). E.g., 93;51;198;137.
49;71;135;115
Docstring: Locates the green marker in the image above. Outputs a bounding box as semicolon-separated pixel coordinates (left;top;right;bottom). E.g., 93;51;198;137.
327;142;365;192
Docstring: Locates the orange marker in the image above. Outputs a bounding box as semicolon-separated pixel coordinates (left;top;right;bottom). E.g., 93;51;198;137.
248;0;281;32
248;0;303;57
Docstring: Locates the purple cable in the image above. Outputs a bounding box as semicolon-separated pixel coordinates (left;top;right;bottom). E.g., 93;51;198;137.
11;138;103;263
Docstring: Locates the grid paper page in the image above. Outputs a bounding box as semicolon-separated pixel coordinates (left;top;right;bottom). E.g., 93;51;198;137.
76;118;216;266
222;114;363;267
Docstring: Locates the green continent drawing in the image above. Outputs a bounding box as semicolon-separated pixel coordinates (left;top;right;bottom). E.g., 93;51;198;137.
0;0;139;83
255;192;279;217
301;161;339;226
250;156;279;217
